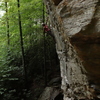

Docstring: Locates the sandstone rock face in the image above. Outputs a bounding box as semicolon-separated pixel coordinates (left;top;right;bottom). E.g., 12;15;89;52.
38;87;61;100
43;0;100;99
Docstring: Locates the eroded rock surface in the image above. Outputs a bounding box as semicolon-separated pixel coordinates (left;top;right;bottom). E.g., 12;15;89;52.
43;0;100;99
38;87;61;100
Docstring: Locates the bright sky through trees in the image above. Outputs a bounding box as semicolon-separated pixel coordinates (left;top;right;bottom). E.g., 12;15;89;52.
0;2;5;18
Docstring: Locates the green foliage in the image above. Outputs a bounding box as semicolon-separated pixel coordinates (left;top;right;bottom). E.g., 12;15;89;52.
0;0;59;100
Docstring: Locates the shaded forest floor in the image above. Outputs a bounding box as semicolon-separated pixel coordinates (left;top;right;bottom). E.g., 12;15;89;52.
0;36;61;100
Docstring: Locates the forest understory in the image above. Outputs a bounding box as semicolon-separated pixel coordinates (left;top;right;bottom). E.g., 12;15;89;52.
0;0;100;100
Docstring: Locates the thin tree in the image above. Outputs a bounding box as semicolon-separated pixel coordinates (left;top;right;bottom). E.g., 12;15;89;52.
5;2;10;46
17;0;27;88
5;1;11;66
43;2;47;86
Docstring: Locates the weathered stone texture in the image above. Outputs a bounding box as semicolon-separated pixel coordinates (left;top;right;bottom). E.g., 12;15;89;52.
43;0;100;99
57;0;98;36
38;87;61;100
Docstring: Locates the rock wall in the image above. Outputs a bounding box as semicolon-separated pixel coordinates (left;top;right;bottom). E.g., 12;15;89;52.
43;0;100;99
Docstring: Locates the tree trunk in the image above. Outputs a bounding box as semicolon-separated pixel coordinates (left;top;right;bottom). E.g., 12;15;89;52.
5;1;11;66
5;2;10;46
43;2;47;86
43;0;100;99
17;0;27;87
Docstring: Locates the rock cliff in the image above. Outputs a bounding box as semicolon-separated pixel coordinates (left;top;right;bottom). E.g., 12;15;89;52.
43;0;100;99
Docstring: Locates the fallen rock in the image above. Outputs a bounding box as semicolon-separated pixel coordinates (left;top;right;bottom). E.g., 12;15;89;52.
38;87;62;100
48;77;61;86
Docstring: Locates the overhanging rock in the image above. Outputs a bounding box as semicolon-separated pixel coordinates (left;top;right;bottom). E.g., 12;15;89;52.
43;0;100;99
